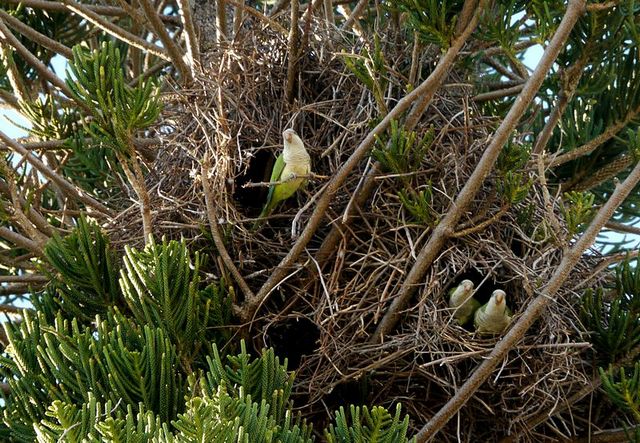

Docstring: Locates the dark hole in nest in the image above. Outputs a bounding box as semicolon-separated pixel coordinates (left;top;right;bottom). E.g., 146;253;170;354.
323;378;371;415
234;148;274;217
264;316;320;370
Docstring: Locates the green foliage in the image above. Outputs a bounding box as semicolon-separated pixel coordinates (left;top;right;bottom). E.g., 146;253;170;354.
325;404;414;443
372;121;436;225
372;121;433;177
0;310;182;441
497;171;532;205
581;259;640;364
120;237;233;362
341;35;388;112
386;0;465;48
398;187;435;226
600;363;640;424
65;41;161;154
42;215;120;322
561;191;595;236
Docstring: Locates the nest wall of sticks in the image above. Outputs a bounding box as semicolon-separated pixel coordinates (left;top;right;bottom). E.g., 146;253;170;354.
109;10;621;443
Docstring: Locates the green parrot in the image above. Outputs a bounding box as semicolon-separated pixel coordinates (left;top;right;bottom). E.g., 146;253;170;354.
254;129;311;228
474;289;513;335
448;279;480;325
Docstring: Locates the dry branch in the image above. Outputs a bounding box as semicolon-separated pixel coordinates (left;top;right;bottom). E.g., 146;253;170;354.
0;130;113;217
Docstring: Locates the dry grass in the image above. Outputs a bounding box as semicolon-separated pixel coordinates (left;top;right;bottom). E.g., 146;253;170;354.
106;13;616;441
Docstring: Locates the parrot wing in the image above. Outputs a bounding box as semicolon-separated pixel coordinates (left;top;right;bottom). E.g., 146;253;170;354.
254;153;287;228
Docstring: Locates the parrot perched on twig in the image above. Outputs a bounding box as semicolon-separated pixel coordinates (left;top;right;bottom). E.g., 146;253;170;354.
448;279;480;325
254;129;311;229
474;289;512;335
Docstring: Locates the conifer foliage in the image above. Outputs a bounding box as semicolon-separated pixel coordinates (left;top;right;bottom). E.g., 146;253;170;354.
1;0;640;441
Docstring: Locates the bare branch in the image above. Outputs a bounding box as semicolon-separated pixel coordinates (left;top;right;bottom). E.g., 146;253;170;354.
372;0;587;347
62;0;172;62
201;157;255;305
548;105;640;167
0;227;41;254
216;0;228;42
340;0;368;31
177;0;200;68
416;112;640;443
473;84;524;102
3;0;179;23
285;0;300;104
0;275;48;283
532;52;590;155
0;19;76;101
0;130;114;217
139;0;192;82
0;10;73;59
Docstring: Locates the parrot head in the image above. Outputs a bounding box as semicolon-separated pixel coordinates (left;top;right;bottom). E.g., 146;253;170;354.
490;290;507;310
460;279;474;292
283;128;301;145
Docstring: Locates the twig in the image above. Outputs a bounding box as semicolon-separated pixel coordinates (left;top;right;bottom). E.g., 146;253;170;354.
0;19;76;102
323;0;335;26
118;150;152;242
62;0;171;62
232;0;244;38
225;0;288;36
242;173;328;188
604;220;640;236
473;84;524;102
139;0;192;82
216;0;228;42
0;88;19;109
548;105;640;167
340;0;368;31
0;130;113;217
0;10;73;59
241;0;482;323
201;157;255;306
0;275;48;283
573;425;640;442
0;302;33;312
285;0;300;104
416;95;640;443
372;0;586;347
532;52;590;155
586;1;619;12
174;0;199;73
450;205;509;238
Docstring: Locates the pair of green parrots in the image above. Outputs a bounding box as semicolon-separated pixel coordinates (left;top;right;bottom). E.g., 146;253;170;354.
448;280;512;334
254;128;311;228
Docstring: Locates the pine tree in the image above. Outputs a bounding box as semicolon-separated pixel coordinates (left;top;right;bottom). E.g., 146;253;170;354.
0;0;639;441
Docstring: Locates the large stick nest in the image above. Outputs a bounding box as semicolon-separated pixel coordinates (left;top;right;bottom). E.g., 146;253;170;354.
114;14;614;442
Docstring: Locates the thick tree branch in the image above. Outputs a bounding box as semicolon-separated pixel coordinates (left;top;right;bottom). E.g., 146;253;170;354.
241;0;482;322
285;0;300;104
3;0;180;23
201;158;255;305
0;227;41;254
177;0;200;69
372;0;587;346
415;139;640;441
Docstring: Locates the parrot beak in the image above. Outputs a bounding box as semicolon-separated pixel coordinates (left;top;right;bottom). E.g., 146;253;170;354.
283;129;294;143
494;291;505;305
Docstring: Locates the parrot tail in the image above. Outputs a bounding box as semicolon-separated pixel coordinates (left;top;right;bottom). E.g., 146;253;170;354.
252;200;276;231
